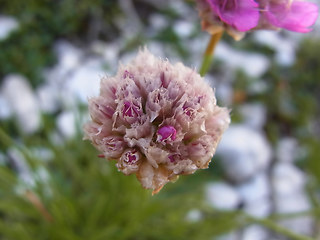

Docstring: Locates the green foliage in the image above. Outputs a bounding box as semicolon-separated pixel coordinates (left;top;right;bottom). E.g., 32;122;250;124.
0;0;120;86
0;124;241;240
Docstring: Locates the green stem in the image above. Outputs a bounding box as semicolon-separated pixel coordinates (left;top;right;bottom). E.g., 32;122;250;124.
0;127;14;149
246;215;314;240
199;31;223;77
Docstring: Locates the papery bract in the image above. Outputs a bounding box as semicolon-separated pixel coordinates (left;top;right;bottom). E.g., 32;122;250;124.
84;48;230;194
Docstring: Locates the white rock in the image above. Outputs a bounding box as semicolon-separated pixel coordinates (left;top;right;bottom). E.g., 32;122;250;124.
8;148;34;189
64;57;103;103
173;20;193;38
56;111;76;139
36;84;60;113
0;152;6;165
243;198;272;218
214;81;234;106
274;192;314;235
91;40;120;71
237;173;270;204
215;42;270;78
149;14;168;31
0;95;12;119
189;35;210;66
217;125;272;182
186;209;202;222
0;15;19;40
276;138;298;163
168;1;193;17
272;163;306;196
147;42;166;59
2;75;41;134
54;40;82;71
242;225;269;240
274;191;311;214
216;231;239;240
239;103;267;129
248;80;268;95
30;147;54;162
253;31;296;66
206;182;240;210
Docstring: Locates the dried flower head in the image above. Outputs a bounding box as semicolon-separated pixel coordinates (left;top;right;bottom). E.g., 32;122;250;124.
84;48;230;194
196;0;318;40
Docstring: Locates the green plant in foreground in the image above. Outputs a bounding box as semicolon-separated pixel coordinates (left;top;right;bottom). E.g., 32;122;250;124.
0;124;241;240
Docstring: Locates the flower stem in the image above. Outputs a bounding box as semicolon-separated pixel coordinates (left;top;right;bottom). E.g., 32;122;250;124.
0;127;53;223
25;190;53;222
199;31;223;77
0;127;14;149
246;215;314;240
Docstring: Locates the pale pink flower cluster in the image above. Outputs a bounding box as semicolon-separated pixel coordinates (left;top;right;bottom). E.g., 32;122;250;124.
197;0;319;40
83;49;230;194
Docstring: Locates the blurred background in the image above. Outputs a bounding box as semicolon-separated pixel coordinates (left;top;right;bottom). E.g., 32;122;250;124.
0;0;320;239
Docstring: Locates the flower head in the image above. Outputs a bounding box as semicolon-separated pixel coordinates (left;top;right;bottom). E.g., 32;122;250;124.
196;0;318;40
84;48;230;194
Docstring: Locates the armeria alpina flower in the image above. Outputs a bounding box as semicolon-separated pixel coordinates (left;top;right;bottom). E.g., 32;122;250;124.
197;0;260;40
258;0;319;33
196;0;318;40
83;49;230;194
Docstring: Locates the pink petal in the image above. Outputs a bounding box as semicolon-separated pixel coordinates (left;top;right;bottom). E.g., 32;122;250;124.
207;0;260;31
266;1;319;33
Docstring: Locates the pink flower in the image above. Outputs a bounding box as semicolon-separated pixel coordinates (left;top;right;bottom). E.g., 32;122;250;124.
206;0;260;31
196;0;319;39
197;0;258;40
83;48;230;194
262;0;319;33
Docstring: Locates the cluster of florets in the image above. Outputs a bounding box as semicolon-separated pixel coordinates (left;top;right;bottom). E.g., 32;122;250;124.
83;49;230;194
197;0;319;40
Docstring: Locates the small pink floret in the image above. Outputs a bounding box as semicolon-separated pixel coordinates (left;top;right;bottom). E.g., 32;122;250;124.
123;101;140;118
123;70;134;79
157;125;177;142
124;150;139;164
